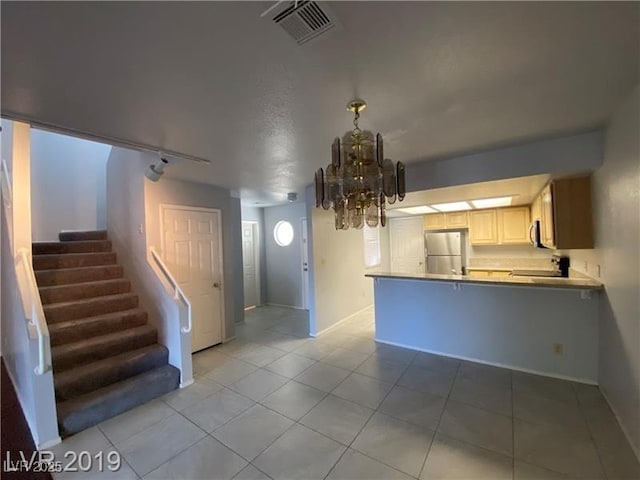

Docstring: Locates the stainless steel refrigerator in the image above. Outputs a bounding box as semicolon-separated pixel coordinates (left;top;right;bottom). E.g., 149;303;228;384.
425;231;464;275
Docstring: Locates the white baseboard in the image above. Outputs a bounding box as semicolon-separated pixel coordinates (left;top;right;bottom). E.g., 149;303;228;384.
312;304;374;337
180;378;194;389
600;388;640;462
374;338;598;385
266;302;306;311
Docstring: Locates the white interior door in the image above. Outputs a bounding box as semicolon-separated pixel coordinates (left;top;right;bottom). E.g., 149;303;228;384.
301;218;310;310
242;222;260;308
163;206;224;352
389;217;425;274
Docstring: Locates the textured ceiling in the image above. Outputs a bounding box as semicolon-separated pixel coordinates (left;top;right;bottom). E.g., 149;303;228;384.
2;2;638;205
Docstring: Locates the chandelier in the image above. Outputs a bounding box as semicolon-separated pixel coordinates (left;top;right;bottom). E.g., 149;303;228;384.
314;99;406;230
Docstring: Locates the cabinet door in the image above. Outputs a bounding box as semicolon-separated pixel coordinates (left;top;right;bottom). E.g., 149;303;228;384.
469;210;498;245
540;185;555;248
468;270;490;278
446;211;468;228
498;207;530;244
490;270;512;278
424;213;445;230
530;193;542;222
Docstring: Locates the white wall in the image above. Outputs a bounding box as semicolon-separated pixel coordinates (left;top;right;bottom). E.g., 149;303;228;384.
571;86;640;457
30;129;111;241
374;277;599;382
241;206;267;306
0;120;59;448
263;202;308;308
309;205;390;336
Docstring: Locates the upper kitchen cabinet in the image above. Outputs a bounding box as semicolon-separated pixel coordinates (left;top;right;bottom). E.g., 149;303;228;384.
469;209;498;244
446;211;468;228
498;207;530;244
424;213;445;230
540;175;594;249
424;212;468;230
530;192;542;223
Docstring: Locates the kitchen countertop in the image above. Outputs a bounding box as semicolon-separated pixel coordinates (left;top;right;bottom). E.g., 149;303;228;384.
366;272;602;290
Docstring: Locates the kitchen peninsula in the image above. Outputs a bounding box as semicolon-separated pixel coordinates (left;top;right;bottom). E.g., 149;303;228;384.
366;272;602;383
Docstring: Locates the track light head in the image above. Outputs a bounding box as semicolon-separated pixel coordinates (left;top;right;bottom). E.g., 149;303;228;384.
145;155;169;182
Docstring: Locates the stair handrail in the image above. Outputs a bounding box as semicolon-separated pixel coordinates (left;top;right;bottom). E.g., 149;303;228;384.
1;158;13;246
148;246;192;333
16;248;51;375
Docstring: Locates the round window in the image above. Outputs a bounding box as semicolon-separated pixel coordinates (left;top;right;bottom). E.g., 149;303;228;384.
274;221;294;247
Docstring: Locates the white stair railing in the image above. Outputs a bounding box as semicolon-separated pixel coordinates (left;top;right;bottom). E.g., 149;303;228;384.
16;248;51;375
147;246;192;333
1;158;51;375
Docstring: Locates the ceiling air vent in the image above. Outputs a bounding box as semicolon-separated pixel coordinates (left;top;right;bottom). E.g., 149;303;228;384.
272;1;336;45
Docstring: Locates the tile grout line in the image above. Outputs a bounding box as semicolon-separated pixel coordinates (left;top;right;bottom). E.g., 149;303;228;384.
417;358;462;479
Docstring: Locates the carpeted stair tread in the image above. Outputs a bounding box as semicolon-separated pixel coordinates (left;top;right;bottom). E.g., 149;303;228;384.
39;278;131;304
55;345;170;401
52;324;157;372
43;292;138;323
35;265;124;287
32;240;112;255
59;230;108;242
57;365;180;436
49;308;148;346
33;252;117;270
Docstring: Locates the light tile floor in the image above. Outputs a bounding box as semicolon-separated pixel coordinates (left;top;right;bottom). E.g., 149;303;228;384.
52;306;640;480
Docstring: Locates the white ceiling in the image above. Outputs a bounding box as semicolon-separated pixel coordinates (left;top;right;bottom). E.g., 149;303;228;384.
386;174;550;218
2;2;638;205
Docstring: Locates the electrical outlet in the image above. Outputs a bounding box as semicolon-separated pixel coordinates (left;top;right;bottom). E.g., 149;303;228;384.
553;343;564;355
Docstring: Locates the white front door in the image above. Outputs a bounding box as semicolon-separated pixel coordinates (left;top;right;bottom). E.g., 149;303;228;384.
242;222;259;308
162;206;224;352
301;218;310;310
389;217;425;274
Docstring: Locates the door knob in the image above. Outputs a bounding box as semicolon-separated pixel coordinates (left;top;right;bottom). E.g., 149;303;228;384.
213;282;221;288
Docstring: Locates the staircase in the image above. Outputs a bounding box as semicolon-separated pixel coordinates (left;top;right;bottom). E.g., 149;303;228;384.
33;230;180;437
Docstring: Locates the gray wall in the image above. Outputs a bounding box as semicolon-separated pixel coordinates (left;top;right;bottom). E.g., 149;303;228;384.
573;86;640;458
374;278;599;382
407;130;603;192
30;129;111;241
106;147;243;345
241;206;267;306
263;202;307;308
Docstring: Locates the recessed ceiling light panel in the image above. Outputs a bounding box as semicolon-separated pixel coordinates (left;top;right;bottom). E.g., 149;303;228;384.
396;206;438;215
471;196;513;209
431;201;472;212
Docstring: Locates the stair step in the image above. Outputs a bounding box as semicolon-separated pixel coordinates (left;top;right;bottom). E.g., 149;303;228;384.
33;240;112;255
35;265;124;287
57;365;180;436
52;325;157;372
39;279;131;305
59;230;108;242
55;345;169;401
33;252;117;270
49;308;148;346
43;293;138;324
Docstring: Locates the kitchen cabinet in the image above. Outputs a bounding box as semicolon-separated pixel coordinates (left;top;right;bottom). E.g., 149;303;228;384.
497;207;530;244
469;210;498;244
424;213;445;230
540;176;593;249
530;192;542;223
446;211;468;228
424;212;469;230
468;269;512;278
